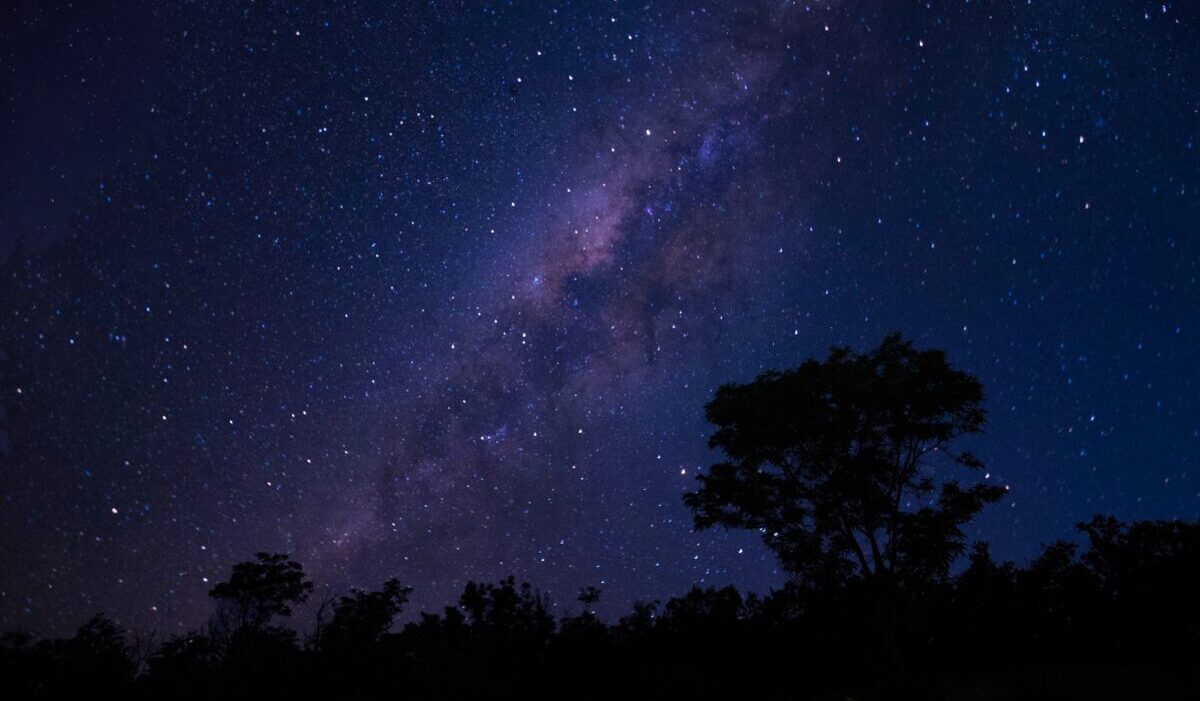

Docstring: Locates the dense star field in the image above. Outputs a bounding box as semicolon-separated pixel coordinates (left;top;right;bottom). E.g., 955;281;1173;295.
1;2;1197;637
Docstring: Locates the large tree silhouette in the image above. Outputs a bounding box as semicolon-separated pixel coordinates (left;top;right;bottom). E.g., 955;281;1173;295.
684;333;1003;663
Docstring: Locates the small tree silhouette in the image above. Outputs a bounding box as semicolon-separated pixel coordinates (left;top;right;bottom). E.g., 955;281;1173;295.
208;552;313;638
577;586;602;614
458;576;554;643
142;632;220;696
66;614;135;692
317;578;413;652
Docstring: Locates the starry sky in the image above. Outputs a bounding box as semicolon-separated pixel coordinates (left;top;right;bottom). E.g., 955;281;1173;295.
1;1;1197;636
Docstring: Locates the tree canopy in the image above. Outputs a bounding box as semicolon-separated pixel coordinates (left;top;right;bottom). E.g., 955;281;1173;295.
208;552;314;636
685;333;1004;588
317;578;413;652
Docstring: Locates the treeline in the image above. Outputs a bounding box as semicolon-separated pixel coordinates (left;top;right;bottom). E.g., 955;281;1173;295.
2;515;1198;700
4;335;1197;698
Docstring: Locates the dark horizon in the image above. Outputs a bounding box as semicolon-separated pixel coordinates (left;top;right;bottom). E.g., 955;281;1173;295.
2;1;1198;640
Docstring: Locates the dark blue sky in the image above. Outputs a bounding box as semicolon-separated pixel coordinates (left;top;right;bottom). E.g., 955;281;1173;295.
1;1;1197;636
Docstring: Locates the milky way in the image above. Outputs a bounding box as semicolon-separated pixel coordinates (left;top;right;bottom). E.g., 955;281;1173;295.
2;2;1198;635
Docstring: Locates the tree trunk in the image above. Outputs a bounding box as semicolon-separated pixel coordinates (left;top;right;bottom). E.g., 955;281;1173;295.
871;575;904;672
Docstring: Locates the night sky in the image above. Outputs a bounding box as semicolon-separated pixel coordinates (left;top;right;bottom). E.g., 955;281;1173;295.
1;1;1197;637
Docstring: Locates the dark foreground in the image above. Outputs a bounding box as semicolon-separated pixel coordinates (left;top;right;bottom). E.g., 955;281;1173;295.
3;515;1198;700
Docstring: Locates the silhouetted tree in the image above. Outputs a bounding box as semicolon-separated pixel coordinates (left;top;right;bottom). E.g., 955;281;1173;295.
659;586;745;633
208;552;313;639
615;600;659;638
577;585;602;612
1076;515;1200;660
561;584;604;635
316;577;412;652
141;632;220;698
685;333;1003;665
457;576;555;643
0;614;134;698
203;552;312;696
66;614;134;688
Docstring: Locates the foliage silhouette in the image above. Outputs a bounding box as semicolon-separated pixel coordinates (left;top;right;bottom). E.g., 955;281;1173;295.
0;614;134;698
141;632;220;699
208;552;314;639
684;333;1003;665
3;338;1199;699
577;585;602;610
686;333;1001;585
3;517;1199;700
314;577;412;653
